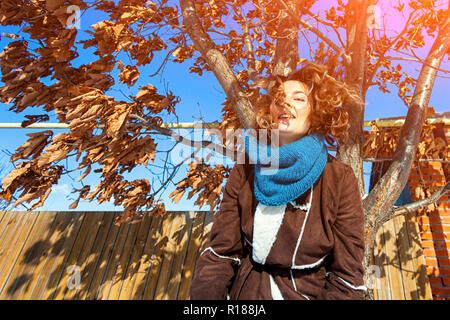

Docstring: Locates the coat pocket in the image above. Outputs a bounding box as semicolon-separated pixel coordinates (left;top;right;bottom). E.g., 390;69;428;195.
229;256;253;299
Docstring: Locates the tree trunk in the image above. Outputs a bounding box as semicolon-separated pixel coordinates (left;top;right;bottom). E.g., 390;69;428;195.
362;14;450;299
272;2;300;77
337;0;369;196
363;14;450;235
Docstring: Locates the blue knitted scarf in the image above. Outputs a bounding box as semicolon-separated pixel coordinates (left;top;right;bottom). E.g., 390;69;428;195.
244;130;328;206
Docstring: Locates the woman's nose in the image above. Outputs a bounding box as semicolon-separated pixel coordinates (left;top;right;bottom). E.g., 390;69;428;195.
279;102;294;114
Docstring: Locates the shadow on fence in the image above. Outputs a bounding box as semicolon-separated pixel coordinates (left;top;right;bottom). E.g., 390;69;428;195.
0;210;432;300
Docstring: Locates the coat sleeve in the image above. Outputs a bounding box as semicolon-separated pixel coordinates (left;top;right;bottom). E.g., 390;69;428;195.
317;166;367;300
189;163;245;300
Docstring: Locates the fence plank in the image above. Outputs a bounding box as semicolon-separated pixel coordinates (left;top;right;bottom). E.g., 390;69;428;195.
3;211;59;300
21;212;73;299
372;226;384;300
28;212;84;299
405;212;433;299
117;213;153;300
0;211;10;243
177;212;207;300
63;211;107;300
154;213;185;300
95;217;132;300
128;214;163;300
143;213;177;299
384;218;406;299
376;224;392;299
107;219;141;300
166;212;195;299
393;214;419;299
85;213;122;300
197;212;215;256
41;211;86;299
0;212;39;297
51;212;99;299
0;213;27;276
0;211;434;300
75;212;116;300
0;212;19;265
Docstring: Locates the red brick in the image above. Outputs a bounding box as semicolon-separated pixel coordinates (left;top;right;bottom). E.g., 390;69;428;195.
425;258;439;266
421;240;450;249
431;225;450;233
438;258;450;266
439;217;450;224
409;181;446;188
417;216;449;224
426;161;446;168
420;232;449;240
428;276;443;286
437;202;450;209
421;240;436;248
427;267;450;276
423;248;450;257
410;168;444;175
431;286;450;296
409;174;445;181
418;224;432;232
418;211;450;218
443;277;450;286
416;207;444;213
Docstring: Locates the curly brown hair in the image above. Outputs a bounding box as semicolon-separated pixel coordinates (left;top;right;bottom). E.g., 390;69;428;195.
254;61;362;146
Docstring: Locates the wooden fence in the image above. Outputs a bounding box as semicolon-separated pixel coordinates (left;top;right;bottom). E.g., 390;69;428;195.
373;211;432;299
0;210;432;300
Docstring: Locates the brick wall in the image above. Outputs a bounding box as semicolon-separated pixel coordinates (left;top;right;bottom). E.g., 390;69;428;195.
408;126;450;300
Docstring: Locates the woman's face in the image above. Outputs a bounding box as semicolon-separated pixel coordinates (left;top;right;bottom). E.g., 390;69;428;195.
270;80;312;146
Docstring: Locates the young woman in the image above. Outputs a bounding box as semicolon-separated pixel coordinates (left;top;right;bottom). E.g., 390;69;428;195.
189;62;367;300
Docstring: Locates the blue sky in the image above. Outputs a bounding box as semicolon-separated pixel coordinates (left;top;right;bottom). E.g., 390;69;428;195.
0;1;449;212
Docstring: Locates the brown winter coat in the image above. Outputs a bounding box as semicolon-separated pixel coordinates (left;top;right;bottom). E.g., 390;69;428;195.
189;155;366;300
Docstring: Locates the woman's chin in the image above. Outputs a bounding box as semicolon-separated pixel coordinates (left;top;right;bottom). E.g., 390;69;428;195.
277;123;291;132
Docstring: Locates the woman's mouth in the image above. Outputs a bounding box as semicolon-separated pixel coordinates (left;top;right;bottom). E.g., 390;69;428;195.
278;114;295;125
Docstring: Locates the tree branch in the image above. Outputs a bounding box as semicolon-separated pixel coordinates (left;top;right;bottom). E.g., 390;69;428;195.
393;182;450;215
242;21;260;83
128;114;238;160
179;0;255;129
232;6;261;84
306;9;346;50
364;11;417;94
149;145;201;201
373;182;450;232
271;0;301;78
363;14;450;230
384;56;450;74
277;0;351;66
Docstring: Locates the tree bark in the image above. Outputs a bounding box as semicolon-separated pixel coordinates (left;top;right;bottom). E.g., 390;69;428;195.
272;2;300;77
337;0;369;196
